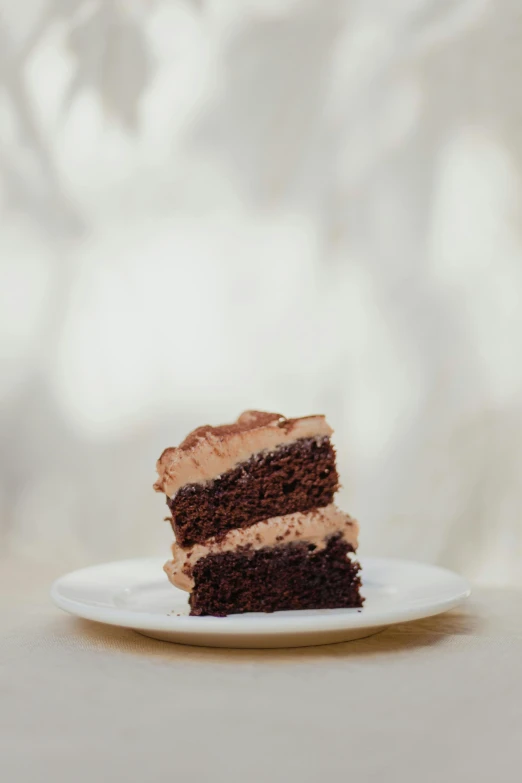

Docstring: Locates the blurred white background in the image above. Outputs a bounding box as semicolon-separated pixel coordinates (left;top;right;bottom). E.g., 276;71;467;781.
1;0;521;584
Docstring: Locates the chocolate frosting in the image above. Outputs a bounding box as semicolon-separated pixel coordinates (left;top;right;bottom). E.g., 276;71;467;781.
154;410;333;497
163;504;359;592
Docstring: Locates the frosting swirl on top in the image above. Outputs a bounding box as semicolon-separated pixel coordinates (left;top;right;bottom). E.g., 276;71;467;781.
154;410;333;497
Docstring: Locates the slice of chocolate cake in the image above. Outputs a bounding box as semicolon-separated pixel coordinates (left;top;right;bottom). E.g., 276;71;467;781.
154;410;363;616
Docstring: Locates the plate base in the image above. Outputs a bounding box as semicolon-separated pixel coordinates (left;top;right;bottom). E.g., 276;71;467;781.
51;556;470;649
136;625;386;648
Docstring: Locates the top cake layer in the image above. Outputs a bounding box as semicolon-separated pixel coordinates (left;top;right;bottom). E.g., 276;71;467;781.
154;410;333;497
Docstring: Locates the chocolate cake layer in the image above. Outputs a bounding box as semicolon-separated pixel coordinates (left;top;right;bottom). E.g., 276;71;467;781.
189;534;363;616
168;436;339;547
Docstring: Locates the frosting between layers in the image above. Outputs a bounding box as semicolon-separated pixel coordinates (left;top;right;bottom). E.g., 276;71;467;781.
154;410;333;497
163;505;359;592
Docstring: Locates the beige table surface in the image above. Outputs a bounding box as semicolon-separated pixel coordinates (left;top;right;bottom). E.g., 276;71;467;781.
1;561;521;783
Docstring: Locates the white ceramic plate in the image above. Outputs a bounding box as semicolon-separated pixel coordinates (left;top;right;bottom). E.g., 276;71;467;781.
51;557;470;648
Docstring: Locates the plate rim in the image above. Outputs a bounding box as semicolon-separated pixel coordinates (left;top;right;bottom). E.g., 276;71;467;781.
50;556;471;636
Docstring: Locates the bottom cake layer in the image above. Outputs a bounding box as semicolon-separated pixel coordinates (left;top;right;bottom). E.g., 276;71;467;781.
188;534;363;617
